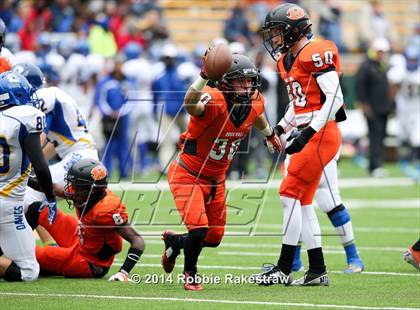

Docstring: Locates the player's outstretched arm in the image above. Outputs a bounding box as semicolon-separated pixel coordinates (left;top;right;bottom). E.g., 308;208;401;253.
24;133;57;224
24;133;55;202
254;113;282;153
184;81;207;116
109;225;145;282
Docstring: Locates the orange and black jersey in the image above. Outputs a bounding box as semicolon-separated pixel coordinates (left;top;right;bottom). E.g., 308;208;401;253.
75;190;128;267
179;86;265;180
277;39;345;126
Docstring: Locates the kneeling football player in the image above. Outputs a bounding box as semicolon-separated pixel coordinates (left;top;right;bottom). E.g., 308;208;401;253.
161;50;282;290
26;158;145;281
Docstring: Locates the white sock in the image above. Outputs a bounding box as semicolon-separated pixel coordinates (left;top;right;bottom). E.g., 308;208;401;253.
301;204;322;250
281;196;302;245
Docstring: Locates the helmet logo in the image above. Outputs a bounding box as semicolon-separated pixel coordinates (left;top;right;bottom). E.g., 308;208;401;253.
286;6;305;20
91;165;107;181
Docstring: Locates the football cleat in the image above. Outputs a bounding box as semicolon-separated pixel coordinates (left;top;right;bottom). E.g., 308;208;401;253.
161;230;180;273
183;271;203;291
403;247;420;271
251;263;292;286
345;258;365;274
291;271;329;286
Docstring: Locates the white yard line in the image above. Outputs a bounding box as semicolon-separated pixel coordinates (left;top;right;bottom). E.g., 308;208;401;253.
109;177;415;191
143;240;407;252
131;226;419;234
112;262;420;277
0;292;417;310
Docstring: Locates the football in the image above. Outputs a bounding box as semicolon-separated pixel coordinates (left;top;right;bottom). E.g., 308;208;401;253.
204;43;232;81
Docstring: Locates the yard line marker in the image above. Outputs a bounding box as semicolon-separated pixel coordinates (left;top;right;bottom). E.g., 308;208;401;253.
217;250;346;256
141;240;407;252
0;292;418;310
134;226;419;234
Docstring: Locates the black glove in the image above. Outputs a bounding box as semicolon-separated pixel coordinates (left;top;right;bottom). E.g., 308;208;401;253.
285;126;316;154
273;125;284;136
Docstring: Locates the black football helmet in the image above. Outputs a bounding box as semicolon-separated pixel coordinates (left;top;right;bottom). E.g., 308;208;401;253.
217;54;261;105
64;159;108;209
0;18;6;52
261;3;312;59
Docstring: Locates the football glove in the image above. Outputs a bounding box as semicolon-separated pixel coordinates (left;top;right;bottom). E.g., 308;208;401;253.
39;198;58;225
200;46;213;80
108;271;132;282
265;130;282;153
285;126;316;155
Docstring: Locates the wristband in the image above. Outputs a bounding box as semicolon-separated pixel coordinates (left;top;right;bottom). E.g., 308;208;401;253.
120;247;143;274
191;76;208;92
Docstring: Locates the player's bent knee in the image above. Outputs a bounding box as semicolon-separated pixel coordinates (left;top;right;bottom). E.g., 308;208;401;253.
327;204;351;227
188;227;208;242
4;262;22;282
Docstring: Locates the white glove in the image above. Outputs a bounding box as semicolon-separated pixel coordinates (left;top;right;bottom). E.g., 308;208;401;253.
108;271;132;282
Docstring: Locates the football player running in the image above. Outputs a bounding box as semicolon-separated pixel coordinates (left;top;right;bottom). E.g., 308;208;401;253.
0;71;57;282
161;52;282;290
25;158;145;280
255;3;361;286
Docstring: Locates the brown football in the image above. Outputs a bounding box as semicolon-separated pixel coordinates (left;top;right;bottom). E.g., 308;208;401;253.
204;43;232;81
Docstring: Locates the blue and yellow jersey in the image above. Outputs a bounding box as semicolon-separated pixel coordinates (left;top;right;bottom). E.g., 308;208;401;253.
0;105;44;199
34;87;96;158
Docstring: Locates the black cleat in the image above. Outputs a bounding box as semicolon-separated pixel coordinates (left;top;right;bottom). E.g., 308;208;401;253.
291;271;329;286
161;230;180;273
251;264;292;286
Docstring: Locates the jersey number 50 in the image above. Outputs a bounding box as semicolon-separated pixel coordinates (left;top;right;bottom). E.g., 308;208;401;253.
0;137;11;174
210;138;241;161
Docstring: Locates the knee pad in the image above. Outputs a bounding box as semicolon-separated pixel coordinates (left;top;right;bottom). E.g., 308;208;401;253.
203;227;225;247
188;227;208;243
4;262;22;282
327;204;351;227
25;202;43;230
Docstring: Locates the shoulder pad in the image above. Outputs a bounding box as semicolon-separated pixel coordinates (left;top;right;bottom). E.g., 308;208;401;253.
299;40;339;73
14;105;45;134
252;91;265;116
34;87;57;114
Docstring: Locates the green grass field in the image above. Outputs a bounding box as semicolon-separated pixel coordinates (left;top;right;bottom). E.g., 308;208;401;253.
1;160;419;310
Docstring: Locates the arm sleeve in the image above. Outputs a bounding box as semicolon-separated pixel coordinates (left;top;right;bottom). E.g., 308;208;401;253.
23;133;55;201
278;103;296;133
309;71;344;132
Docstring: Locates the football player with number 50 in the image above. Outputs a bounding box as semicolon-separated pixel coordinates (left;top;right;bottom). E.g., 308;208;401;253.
254;3;363;286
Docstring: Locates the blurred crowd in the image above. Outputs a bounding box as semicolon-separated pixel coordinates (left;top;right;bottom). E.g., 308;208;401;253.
0;0;418;180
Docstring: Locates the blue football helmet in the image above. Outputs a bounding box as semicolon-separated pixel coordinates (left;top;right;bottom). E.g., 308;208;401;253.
12;63;45;92
123;42;142;60
404;45;419;72
0;71;33;108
